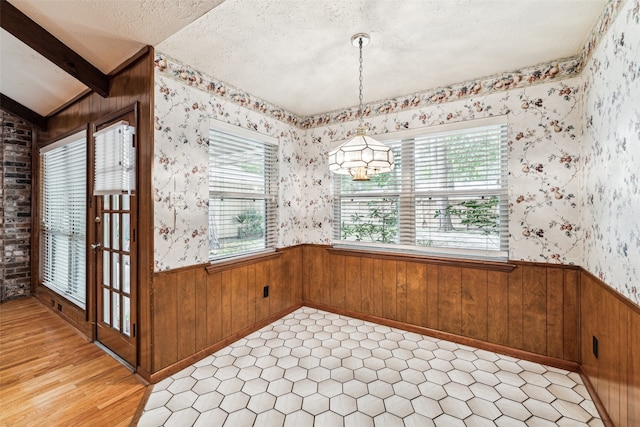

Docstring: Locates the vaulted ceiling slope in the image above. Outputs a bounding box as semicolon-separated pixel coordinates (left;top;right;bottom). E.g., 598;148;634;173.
0;0;224;118
1;0;607;123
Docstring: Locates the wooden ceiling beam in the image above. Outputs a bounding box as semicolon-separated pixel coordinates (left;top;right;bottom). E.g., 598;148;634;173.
0;93;48;130
1;0;109;97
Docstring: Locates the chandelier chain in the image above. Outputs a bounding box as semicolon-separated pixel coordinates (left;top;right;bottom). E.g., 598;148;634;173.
358;36;364;126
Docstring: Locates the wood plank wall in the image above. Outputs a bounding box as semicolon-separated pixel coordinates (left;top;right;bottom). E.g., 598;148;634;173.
151;246;303;374
301;245;580;363
32;49;155;372
580;270;640;427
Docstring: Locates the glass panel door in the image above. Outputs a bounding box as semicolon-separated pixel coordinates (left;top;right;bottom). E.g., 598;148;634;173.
96;193;136;367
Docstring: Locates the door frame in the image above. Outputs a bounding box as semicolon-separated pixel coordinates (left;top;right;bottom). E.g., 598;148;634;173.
88;103;139;368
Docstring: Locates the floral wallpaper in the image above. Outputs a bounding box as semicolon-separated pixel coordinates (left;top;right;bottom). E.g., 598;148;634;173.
581;0;640;305
154;0;640;307
304;79;584;264
155;56;583;269
153;73;303;271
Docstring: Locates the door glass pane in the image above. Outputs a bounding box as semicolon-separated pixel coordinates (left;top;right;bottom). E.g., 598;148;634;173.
112;253;120;290
112;213;119;250
113;293;120;330
122;213;130;252
112;195;119;210
103;288;110;324
123;296;131;337
123;255;130;294
103;195;110;209
122;195;130;210
103;214;110;249
103;250;110;286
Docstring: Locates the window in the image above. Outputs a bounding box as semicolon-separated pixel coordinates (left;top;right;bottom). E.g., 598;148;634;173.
40;132;87;308
93;120;135;195
333;120;509;260
208;122;278;261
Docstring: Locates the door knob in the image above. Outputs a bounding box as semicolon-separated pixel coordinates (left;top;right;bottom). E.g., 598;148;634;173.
90;242;102;250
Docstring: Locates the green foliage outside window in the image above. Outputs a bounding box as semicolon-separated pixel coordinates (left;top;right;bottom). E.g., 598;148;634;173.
341;198;398;243
234;210;264;238
434;196;499;234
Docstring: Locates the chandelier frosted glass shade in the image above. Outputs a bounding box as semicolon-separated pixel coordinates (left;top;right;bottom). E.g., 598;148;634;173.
328;127;395;181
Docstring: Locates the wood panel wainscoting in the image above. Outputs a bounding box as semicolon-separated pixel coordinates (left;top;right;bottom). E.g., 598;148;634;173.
145;244;638;426
148;245;580;378
580;269;640;427
149;246;303;381
302;245;580;366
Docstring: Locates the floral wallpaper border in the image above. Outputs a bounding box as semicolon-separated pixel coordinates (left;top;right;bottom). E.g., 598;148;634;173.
576;0;625;71
154;1;622;132
155;54;580;131
154;56;303;128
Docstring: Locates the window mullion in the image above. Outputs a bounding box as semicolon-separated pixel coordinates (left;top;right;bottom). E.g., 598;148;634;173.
399;140;415;245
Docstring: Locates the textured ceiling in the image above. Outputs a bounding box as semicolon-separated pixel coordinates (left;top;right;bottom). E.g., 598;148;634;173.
1;0;607;118
158;0;608;116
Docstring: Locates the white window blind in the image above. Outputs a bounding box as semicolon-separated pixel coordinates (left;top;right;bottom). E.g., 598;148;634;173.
94;121;135;195
334;122;509;260
209;125;278;261
40;133;87;308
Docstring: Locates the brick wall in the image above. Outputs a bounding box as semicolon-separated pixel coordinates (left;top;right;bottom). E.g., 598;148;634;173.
1;111;33;302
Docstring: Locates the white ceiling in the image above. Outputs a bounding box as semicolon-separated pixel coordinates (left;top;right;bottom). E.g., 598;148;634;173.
158;0;607;116
1;0;607;119
1;28;88;116
1;0;224;116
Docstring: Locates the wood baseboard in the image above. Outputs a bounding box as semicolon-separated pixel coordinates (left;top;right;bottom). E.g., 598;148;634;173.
304;301;580;373
579;365;614;427
33;292;92;342
148;303;304;383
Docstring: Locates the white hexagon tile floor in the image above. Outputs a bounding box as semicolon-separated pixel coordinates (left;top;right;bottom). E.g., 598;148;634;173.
139;307;603;427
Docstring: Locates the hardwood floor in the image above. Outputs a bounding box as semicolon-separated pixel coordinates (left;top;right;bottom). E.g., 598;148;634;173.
0;298;146;427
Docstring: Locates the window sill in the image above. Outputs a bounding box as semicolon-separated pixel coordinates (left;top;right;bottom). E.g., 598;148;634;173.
206;250;282;274
327;247;516;272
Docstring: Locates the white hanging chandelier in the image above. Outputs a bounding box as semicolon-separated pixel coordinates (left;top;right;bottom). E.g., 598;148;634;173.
328;33;395;181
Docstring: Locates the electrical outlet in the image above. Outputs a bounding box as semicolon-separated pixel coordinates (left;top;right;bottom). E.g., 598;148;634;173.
51;299;55;307
57;303;62;311
263;286;269;298
592;336;598;358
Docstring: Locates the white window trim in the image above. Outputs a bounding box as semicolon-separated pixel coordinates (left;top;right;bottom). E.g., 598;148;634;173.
332;116;509;261
208;120;279;263
211;119;278;146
